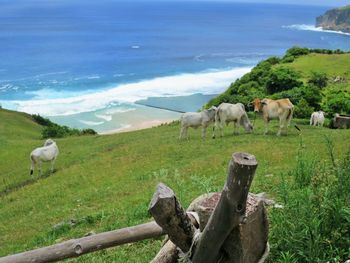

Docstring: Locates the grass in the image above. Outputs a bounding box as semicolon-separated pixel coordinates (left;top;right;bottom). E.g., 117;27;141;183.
276;53;350;80
0;108;349;262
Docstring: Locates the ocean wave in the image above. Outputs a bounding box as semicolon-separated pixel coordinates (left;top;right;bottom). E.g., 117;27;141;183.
95;114;112;121
105;107;136;114
0;84;20;92
283;24;350;36
2;67;251;116
79;120;104;126
73;75;101;81
34;71;68;79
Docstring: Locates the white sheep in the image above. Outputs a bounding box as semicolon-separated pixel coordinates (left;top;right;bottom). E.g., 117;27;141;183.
30;139;59;176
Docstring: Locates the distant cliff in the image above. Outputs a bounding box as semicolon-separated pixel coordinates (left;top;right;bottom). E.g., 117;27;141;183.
316;5;350;33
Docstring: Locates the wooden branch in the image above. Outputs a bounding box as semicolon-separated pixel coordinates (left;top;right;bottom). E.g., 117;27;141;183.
151;240;179;263
149;183;196;253
0;221;164;263
191;152;258;263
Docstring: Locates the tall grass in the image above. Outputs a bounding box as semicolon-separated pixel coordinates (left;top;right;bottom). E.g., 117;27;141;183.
269;138;350;263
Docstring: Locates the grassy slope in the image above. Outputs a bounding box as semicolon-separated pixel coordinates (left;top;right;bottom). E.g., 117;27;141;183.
0;108;349;262
276;53;350;80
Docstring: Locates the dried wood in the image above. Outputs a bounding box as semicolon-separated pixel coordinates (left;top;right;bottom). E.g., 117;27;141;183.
0;221;163;263
191;152;258;263
149;183;196;253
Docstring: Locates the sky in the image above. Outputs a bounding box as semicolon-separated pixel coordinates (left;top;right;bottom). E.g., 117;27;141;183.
185;0;349;7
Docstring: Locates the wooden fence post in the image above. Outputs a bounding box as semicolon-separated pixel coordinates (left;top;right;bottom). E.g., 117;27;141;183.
149;183;196;254
191;152;258;263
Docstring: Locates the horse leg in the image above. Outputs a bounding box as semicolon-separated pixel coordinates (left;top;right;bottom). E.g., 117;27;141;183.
264;119;269;135
277;117;283;136
179;126;185;139
234;120;240;135
184;127;189;140
220;121;224;137
50;158;56;174
212;124;216;139
38;160;42;177
202;126;206;140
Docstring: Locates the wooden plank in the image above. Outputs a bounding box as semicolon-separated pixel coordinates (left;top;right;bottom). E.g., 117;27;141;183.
0;221;164;263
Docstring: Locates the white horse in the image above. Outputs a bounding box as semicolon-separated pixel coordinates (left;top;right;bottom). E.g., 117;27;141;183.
30;139;59;176
310;111;325;127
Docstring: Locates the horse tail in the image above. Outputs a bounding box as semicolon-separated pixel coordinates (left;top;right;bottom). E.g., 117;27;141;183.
286;107;293;122
30;154;35;175
215;108;221;123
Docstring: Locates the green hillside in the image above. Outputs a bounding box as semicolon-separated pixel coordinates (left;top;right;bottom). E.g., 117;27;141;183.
207;47;350;117
0;107;349;262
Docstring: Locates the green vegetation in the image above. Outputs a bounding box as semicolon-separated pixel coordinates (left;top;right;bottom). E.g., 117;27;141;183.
32;114;97;138
0;108;349;262
207;47;350;118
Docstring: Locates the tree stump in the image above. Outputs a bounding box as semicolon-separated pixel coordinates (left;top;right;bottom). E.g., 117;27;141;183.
187;192;269;263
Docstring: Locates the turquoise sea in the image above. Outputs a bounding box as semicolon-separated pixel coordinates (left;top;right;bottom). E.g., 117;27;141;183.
1;1;349;132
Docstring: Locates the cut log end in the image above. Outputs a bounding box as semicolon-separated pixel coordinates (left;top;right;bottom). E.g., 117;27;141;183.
149;183;175;213
232;152;257;167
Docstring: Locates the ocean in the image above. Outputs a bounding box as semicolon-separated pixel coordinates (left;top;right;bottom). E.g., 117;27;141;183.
1;1;349;133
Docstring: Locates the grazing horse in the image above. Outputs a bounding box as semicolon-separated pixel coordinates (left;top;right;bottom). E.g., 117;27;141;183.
213;103;253;138
310;111;325;127
30;139;59;176
179;106;217;140
253;98;294;136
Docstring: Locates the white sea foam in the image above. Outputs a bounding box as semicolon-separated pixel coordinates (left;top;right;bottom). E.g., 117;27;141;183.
95;114;112;121
79;120;104;126
105;108;136;114
283;24;350;36
2;67;251;116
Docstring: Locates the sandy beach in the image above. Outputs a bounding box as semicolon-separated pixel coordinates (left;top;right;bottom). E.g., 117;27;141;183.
99;118;177;134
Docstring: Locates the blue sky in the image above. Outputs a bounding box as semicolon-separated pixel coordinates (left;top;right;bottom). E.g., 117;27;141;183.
125;0;348;7
184;0;349;7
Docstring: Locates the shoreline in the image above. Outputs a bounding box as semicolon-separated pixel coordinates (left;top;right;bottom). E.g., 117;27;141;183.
99;118;177;135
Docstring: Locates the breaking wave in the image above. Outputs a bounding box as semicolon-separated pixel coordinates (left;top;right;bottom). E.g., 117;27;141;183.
1;67;251;116
283;24;350;36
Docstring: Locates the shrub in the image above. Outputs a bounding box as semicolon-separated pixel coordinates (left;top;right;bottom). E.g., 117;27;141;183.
294;98;314;118
322;85;350;115
266;67;302;94
32;114;54;126
308;71;328;89
286;46;310;57
32;114;97;138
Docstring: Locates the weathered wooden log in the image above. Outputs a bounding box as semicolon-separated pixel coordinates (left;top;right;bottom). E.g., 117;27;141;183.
191;152;258;263
149;183;196;254
0;221;164;263
221;200;269;263
151;240;178;263
151;211;200;263
188;192;269;263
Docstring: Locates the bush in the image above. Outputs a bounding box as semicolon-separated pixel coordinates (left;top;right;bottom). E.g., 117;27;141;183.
322;85;350;115
308;71;328;89
266;67;302;94
286;46;310;57
32;114;97;139
294;98;314;118
32;114;54;126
